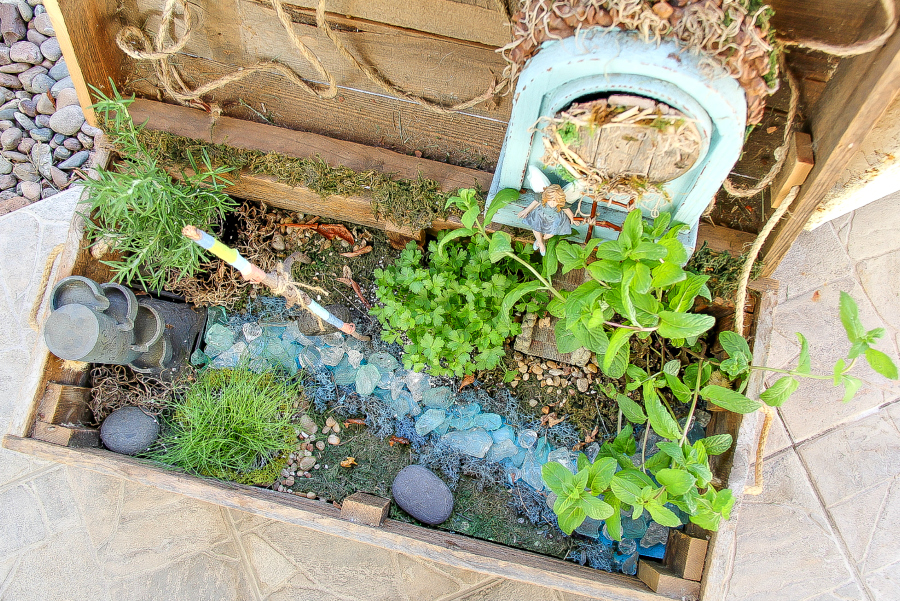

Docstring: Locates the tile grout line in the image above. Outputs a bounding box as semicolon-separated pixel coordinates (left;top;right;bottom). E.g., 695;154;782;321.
787;397;900;453
222;507;264;601
794;449;877;601
0;463;59;496
434;577;503;601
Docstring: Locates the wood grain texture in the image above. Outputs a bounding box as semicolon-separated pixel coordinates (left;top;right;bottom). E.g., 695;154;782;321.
696;223;755;255
36;383;93;426
32;422;100;447
638;561;701;600
3;434;665;601
762;25;900;276
770;132;814;208
44;0;124;126
127;99;493;191
664;531;708;582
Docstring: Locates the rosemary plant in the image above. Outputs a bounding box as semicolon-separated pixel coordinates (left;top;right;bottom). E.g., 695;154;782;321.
81;84;236;291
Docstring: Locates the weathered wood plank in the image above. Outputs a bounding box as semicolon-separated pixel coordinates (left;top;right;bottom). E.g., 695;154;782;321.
36;383;94;426
770;132;814;208
762;24;900;276
130;54;507;169
45;0;124;126
3;435;665;601
127;99;493;191
32;422;100;447
696;223;755;255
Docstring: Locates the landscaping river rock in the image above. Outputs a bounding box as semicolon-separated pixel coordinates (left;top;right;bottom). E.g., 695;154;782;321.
100;406;160;455
0;0;102;217
391;465;454;525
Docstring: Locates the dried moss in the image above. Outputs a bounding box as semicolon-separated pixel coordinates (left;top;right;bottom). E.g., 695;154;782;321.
127;127;452;230
686;242;763;301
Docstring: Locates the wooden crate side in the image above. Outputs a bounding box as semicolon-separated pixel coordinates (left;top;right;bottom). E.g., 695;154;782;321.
762;26;900;276
2;435;666;601
127;99;493;192
699;289;778;601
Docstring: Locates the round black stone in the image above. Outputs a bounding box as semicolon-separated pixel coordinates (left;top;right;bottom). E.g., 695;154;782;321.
100;406;160;455
391;465;454;525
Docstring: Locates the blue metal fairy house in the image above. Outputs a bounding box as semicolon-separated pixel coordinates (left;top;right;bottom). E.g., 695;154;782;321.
487;29;747;251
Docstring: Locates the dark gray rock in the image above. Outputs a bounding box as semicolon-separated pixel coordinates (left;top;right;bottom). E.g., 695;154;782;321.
52;146;70;161
296;304;351;336
100;406;160;455
27;73;53;94
391;465;454;525
13;111;33;130
56;149;89;170
48;59;67;81
28;126;49;142
32;113;48;127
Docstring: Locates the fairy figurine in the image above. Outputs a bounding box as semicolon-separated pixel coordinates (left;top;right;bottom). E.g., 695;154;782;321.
517;165;583;255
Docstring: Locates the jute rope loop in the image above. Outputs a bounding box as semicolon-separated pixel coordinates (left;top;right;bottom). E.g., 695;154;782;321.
28;243;65;331
116;0;501;114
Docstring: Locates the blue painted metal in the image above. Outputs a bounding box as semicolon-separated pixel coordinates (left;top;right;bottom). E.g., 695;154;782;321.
487;29;747;252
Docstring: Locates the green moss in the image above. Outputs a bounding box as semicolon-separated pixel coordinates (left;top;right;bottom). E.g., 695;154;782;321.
685;242;763;301
126;127;452;230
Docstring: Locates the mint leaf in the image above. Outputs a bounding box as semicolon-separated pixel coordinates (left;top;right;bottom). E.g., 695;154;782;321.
699;433;733;455
582;496;615;520
663;359;681;376
796;333;811;375
488;231;514;263
631;241;668;261
759;376;799;407
839;291;865;343
556;503;586;535
701;385;762;414
556;241;583;274
645;394;681;440
720;330;752;359
840;375;862;403
656;468;695;496
651;262;687;288
646;502;683;527
555;319;584;353
615;393;647;425
605;328;634;372
657;311;715;339
865;348;899;380
542;461;572;497
587;260;624;283
485;188;518;224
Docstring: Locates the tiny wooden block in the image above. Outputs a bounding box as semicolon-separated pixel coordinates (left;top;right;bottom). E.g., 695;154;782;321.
664;529;709;582
638;560;701;600
33;421;100;448
770;131;814;208
37;383;93;425
385;222;426;250
340;492;391;527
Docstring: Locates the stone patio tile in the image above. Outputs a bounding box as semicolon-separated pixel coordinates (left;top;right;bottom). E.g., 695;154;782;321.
866;560;900;601
846;191;900;261
0;448;39;486
856;251;900;350
1;529;109;601
724;449;863;601
105;548;255;601
98;481;234;578
239;531;299;596
771;278;899;442
831;212;854;249
28;467;81;533
394;552;471;599
246;519;408;600
765;408;793;457
797;409;900;509
772;222;852;303
0;484;47;559
762;325;802;371
66;466;124;549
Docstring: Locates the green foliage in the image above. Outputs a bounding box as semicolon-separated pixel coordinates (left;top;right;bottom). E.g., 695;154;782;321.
371;236;521;377
149;368;298;479
83;84;236;291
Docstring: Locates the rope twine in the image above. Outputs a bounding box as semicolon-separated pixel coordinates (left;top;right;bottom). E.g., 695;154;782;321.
744;404;774;495
782;0;897;58
28;243;64;331
116;0;500;114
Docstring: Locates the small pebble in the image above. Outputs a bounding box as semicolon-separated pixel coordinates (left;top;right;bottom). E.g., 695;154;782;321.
16;136;33;152
0;63;29;74
35;92;53;114
327;434;340;445
25;29;46;45
48;103;83;135
576;378;589;393
528;399;538;407
306;492;316;499
62;136;79;151
9;41;41;65
331;424;340;433
33;13;54;36
40;37;61;62
283;476;295;487
76;132;92;148
325;416;337;428
54;86;78;110
315;441;325;451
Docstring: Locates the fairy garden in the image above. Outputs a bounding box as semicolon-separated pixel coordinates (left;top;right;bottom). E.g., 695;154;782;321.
30;0;900;596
